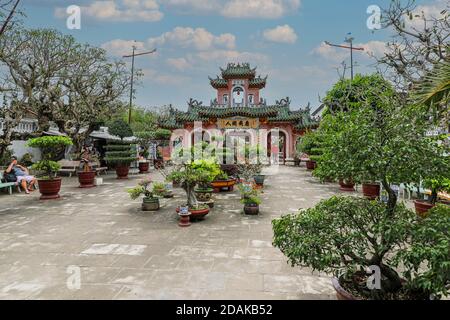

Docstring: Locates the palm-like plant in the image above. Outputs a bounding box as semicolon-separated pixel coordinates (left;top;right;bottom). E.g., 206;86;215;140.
414;61;450;107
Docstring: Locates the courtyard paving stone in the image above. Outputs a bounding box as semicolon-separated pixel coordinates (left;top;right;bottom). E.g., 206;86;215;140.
0;165;356;300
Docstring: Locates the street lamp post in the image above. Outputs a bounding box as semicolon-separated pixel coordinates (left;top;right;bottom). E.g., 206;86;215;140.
123;46;157;124
325;35;364;81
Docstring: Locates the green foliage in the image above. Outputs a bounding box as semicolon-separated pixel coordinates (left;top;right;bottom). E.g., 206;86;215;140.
27;136;73;151
108;119;133;140
316;74;450;207
19;153;34;167
273;196;450;299
127;186;145;200
190;158;222;187
238;184;262;205
127;177;157;200
105;140;135;165
152;182;168;197
27;136;73;178
395;205;450;299
423;177;450;204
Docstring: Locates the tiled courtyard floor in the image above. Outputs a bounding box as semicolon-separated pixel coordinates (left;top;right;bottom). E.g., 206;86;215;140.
0;165;355;300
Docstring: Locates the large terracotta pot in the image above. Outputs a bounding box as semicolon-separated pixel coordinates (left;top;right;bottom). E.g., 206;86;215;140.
306;160;317;170
332;277;357;300
38;177;62;200
211;179;236;193
138;161;150;174
244;203;259;215
78;171;96;188
339;179;355;192
414;200;435;218
362;183;380;200
115;165;130;179
142;197;160;211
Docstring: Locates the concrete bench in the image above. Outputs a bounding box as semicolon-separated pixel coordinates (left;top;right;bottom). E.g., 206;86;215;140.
58;160;80;177
92;161;108;175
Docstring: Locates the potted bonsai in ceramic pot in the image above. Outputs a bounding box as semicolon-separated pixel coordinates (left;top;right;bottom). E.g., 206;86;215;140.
238;184;262;215
298;131;321;171
414;177;450;217
127;177;164;211
273;197;450;300
191;158;221;205
168;159;219;221
105;119;135;179
27;136;73;200
211;171;236;193
77;146;96;188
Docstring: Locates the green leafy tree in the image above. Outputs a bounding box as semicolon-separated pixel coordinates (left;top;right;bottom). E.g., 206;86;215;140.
27;136;73;179
108;119;133;141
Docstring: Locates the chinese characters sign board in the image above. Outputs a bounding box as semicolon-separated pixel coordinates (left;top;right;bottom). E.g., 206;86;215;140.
218;117;259;129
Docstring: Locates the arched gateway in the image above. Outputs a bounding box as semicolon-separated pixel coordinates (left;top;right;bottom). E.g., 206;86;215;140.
159;63;319;163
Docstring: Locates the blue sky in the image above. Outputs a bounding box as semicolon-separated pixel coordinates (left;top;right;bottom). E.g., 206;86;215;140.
20;0;444;112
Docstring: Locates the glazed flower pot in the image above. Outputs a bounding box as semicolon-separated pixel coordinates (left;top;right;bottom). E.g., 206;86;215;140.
253;175;265;186
332;277;358;300
306;160;317;170
142;197;160;211
195;188;213;202
138;161;150;174
339;179;355;192
244;203;259;215
38;177;62;200
414;200;435;218
362;183;380;200
115;165;130;179
211;179;236;193
77;171;96;188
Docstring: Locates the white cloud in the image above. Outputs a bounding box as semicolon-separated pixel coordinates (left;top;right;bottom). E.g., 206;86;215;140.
101;39;148;56
222;0;300;19
312;42;348;63
194;49;269;66
55;0;163;22
142;68;190;85
166;57;190;71
147;27;235;51
358;41;387;58
263;25;298;44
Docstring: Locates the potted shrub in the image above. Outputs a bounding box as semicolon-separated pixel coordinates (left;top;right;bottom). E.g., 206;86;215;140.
238;184;262;215
77;146;96;188
338;178;356;192
362;182;381;200
298;131;320;171
414;177;450;217
27;136;73;200
105;119;135;179
273;197;450;300
191;158;221;204
127;177;164;211
152;181;173;198
211;171;236;193
168;159;220;221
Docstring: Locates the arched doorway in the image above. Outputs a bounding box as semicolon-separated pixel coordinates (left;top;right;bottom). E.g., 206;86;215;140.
267;131;287;163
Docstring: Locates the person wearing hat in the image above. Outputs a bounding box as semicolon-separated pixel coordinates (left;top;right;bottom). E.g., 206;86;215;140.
5;156;36;194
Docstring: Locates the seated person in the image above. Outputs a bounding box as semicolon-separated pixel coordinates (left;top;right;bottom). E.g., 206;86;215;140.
5;156;36;194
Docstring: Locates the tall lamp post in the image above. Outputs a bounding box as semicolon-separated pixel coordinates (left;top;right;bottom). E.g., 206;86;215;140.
123;46;157;124
325;34;364;81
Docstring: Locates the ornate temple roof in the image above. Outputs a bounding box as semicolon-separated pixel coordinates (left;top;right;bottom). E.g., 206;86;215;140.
209;77;228;88
158;100;319;130
249;76;267;89
220;63;256;79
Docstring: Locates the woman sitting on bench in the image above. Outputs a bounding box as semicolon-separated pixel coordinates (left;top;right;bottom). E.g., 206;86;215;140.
5;156;36;194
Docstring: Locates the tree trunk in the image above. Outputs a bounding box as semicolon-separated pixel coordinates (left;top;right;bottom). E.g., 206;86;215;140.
382;179;397;214
185;184;198;209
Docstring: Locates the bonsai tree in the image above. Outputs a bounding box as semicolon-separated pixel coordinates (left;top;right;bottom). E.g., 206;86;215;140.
273;196;450;300
168;158;220;209
317;74;449;211
27;136;73;178
238;183;262;215
105;120;136;178
127;177;165;211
